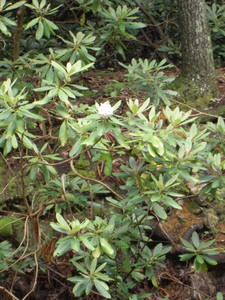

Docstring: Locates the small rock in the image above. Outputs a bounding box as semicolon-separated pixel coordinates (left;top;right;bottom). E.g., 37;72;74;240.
203;208;219;229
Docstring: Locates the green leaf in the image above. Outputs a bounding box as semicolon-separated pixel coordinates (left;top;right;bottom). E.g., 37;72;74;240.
198;239;216;250
18;109;45;120
153;243;162;256
32;0;40;8
95;262;107;273
93;246;101;258
94;279;111;299
50;223;68;234
51;61;66;75
201;248;219;255
59;121;68;146
194;258;207;272
4;1;26;11
179;253;195;261
82;131;99;146
11;134;18;149
191;232;200;249
191;142;207;155
202;255;218;266
73;280;88;297
67;276;84;283
25;17;39;30
79;236;95;251
100;238;114;256
0;0;7;10
147;144;156;157
58;89;68;102
45;18;59;31
0;110;12;120
43;20;51;39
103;152;113;176
129;157;137;170
114;132;130;149
21;135;35;150
216;292;223;300
161;196;182;209
196;254;204;264
85;280;93;295
56;213;71;231
36;20;44;40
53;238;72;256
90;258;97;273
40;0;46;9
150;193;161;202
180;238;195;250
72;261;88;275
70;238;80;252
152;203;167;220
131;270;145;281
165;174;179;188
69;138;82;157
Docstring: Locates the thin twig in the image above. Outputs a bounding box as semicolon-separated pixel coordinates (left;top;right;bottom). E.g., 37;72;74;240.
70;159;123;200
0;286;20;300
88;180;94;221
171;98;225;120
160;273;214;299
0;217;28;271
22;253;38;300
61;174;73;215
132;0;167;44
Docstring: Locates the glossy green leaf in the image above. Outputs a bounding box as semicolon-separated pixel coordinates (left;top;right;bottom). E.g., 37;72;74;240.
59;121;68;146
161;196;182;209
202;255;217;265
53;238;72;256
152;203;167;220
191;232;200;249
179;253;195;261
100;238;114;256
79;236;95;251
25;17;39;30
73;280;88;297
94;279;111;299
151;193;161;202
36;20;44;40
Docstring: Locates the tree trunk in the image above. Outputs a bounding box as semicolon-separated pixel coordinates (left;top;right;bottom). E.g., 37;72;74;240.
176;0;218;106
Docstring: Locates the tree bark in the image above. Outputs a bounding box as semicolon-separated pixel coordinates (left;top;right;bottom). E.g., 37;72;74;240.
13;5;26;61
176;0;218;104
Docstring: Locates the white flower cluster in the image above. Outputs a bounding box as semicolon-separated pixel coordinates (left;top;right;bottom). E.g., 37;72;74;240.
96;101;114;119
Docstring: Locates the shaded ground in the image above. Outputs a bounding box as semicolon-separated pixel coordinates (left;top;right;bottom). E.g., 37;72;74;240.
80;66;225;115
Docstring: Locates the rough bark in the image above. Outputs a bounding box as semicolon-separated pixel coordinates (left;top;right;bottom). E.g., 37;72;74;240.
176;0;218;104
13;5;26;61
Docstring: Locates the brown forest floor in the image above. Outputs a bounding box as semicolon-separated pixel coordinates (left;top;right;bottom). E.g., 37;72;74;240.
80;66;225;113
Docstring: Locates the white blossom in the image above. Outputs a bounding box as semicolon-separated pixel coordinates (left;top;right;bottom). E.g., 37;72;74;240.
96;101;114;119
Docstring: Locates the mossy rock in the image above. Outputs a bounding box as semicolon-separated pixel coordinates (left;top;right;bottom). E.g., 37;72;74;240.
0;217;23;239
75;159;90;169
168;76;218;110
0;156;22;208
0;218;13;236
78;169;96;178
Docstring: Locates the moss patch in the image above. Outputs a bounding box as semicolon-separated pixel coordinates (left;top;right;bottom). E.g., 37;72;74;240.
0;156;22;209
169;76;218;109
0;217;23;239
